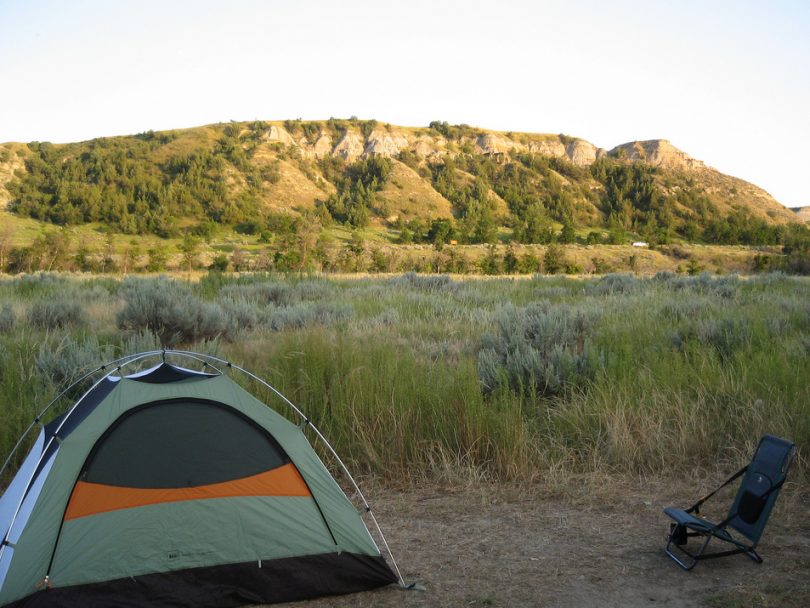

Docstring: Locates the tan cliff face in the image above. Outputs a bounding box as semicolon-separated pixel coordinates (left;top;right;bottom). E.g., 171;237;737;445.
0;144;27;210
265;125;295;146
332;130;365;160
364;130;410;158
792;206;810;223
566;140;600;166
229;124;729;176
609;140;706;171
258;124;607;167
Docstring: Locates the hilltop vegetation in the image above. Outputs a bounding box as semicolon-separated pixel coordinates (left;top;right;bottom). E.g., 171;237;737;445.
1;119;809;274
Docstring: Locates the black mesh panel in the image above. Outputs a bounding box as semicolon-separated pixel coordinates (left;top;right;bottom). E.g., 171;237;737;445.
82;400;289;488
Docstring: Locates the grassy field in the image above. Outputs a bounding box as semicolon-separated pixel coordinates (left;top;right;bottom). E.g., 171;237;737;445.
0;271;808;487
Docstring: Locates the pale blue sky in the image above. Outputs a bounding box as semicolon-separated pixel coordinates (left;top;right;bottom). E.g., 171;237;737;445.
1;0;808;206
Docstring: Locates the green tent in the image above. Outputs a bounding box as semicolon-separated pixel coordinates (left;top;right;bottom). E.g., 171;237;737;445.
0;351;401;607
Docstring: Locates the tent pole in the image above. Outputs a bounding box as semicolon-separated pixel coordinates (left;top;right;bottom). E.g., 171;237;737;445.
3;350;407;588
0;352;157;564
0;350;164;481
165;351;407;587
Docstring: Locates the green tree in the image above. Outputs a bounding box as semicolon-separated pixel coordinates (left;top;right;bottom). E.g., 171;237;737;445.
559;220;576;244
503;245;519;274
146;246;169;272
370;248;392;273
348;231;365;256
428;218;456;250
122;239;142;274
543;244;565;275
479;245;501;275
518;251;540;274
209;254;229;272
178;235;201;274
74;246;95;272
686;257;704;276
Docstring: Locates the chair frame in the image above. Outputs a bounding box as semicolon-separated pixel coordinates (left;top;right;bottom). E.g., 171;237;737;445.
665;520;762;571
663;435;796;571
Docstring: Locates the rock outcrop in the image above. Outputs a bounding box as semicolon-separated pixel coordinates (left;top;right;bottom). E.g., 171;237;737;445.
311;134;333;158
526;139;566;158
266;125;295;146
565;140;600;166
609;140;705;171
414;137;446;159
333;130;365;160
792;206;810;223
264;126;609;169
0;144;26;210
364;130;410;157
475;133;517;156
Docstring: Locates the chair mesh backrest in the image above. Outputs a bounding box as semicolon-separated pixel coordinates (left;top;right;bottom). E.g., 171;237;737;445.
727;434;795;543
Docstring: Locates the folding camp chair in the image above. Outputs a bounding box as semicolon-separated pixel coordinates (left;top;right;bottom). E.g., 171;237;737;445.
663;434;796;570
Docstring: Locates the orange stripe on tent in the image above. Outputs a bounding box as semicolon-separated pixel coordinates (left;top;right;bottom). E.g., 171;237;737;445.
64;463;311;521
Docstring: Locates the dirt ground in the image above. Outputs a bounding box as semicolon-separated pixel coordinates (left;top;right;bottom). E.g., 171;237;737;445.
274;477;810;608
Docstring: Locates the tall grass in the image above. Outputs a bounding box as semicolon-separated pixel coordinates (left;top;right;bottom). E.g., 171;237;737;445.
0;272;807;485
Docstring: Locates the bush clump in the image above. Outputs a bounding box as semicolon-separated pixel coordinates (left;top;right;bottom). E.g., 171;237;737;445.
585;273;640;296
0;304;15;332
389;272;457;292
13;273;70;297
267;303;353;331
117;278;229;346
696;317;751;360
477;301;601;398
219;279;336;306
220;298;264;333
220;282;295;306
668;273;741;298
671;316;752;360
36;335;114;389
28;300;87;329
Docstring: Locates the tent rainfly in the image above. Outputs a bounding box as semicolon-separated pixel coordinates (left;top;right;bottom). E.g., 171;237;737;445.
0;351;403;607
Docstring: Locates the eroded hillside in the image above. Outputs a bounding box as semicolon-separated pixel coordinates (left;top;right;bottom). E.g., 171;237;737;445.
0;119;800;246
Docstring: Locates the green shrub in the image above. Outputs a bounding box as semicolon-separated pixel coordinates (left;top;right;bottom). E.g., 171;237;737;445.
0;304;15;332
27;300;87;329
388;272;456;292
543;245;565;274
220;298;264;333
117;278;228;346
585;273;640;296
36;335;114;389
13;273;70;297
220;282;294;306
477;301;601;397
268;303;352;331
696;317;751;360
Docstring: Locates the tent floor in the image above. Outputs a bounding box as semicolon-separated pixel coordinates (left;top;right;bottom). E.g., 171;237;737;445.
7;553;396;608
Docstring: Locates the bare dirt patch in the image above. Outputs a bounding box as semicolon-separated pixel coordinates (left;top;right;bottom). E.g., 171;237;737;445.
273;477;809;608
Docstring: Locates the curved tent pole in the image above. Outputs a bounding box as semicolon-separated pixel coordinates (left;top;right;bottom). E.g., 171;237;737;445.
166;350;407;587
0;350;166;481
162;350;225;376
0;352;159;565
1;349;221;479
1;350;407;588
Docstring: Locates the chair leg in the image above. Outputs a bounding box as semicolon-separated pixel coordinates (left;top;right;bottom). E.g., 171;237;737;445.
665;527;759;570
744;547;762;564
665;531;712;570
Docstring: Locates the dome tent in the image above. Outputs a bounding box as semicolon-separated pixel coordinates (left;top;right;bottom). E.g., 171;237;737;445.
0;351;402;607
